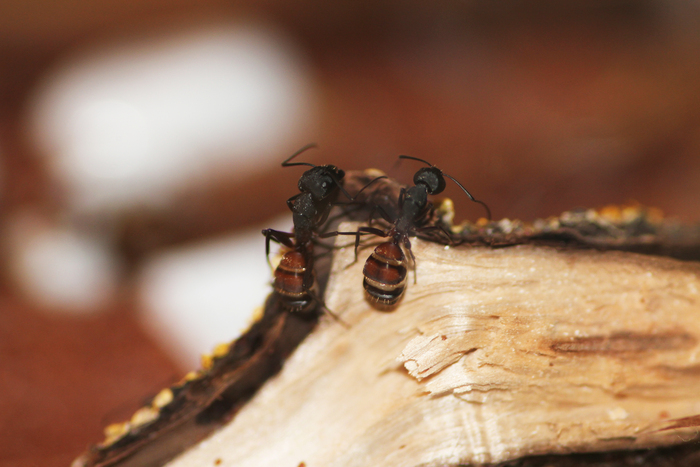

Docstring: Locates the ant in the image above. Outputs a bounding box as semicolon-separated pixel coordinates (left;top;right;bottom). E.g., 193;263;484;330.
262;144;384;316
352;155;491;306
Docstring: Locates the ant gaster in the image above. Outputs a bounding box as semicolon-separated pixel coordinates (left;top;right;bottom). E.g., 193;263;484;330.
262;144;384;315
357;155;491;306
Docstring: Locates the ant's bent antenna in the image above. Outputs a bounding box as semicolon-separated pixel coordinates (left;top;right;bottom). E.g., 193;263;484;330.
442;173;492;220
282;143;318;168
399;154;492;220
398;155;432;167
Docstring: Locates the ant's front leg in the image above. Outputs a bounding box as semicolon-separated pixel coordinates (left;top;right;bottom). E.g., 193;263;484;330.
367;203;395;230
397;187;406;211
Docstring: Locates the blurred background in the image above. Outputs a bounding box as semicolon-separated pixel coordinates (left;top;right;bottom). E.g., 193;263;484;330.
2;1;700;465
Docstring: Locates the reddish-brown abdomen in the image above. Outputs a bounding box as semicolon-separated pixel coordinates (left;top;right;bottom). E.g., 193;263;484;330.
274;250;314;311
363;242;407;305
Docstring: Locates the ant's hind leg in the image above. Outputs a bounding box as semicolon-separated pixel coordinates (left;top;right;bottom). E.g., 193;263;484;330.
318;230;366;266
262;229;295;269
298;257;346;325
306;288;350;328
404;237;418;285
416;224;456;245
353;226;387;262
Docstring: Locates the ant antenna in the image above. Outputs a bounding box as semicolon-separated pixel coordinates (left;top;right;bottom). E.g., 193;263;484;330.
282;143;318;168
398;155;433;167
399;155;492;220
442;173;492;220
350;175;388;198
332;172;388;204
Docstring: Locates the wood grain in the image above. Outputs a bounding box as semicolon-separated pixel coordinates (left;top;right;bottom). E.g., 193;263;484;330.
166;224;700;466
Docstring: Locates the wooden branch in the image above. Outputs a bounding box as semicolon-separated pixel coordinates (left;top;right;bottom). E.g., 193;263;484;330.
73;301;318;467
73;172;700;466
165;224;700;466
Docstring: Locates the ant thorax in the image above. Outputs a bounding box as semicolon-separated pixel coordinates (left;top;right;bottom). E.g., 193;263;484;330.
396;185;432;233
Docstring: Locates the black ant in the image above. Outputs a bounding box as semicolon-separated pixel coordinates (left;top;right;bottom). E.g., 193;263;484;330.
353;155;491;306
262;144;384;316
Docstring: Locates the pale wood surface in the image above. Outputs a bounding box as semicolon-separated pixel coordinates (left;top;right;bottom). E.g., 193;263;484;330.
166;222;700;466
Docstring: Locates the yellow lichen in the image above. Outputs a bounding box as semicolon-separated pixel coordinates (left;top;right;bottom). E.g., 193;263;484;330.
212;342;231;359
102;421;131;446
599;205;623;222
178;371;200;385
131;406;159;427
434;198;455;227
201;352;214;370
152;388;174;408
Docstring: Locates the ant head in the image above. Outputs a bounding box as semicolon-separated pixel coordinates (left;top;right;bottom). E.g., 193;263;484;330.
399;154;492;220
298;165;345;200
414;167;446;195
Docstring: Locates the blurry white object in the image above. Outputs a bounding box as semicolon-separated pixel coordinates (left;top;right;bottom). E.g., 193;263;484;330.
5;212;121;313
138;217;291;368
28;23;316;214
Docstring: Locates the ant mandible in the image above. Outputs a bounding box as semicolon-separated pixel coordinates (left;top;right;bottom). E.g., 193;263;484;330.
356;155;491;306
262;144;384;314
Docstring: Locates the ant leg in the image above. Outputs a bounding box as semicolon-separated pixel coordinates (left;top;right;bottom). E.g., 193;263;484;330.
436;224;459;245
306;288;350;328
416;224;455;244
286;193;302;211
353;226;387;263
398;187;406;211
317;174;388;225
369;203;395;228
404;236;417;285
319;228;381;264
300;257;349;328
261;229;295;269
317;203;365;232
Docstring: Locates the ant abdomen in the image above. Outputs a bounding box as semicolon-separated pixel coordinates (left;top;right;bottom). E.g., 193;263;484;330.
273;250;315;312
362;242;408;306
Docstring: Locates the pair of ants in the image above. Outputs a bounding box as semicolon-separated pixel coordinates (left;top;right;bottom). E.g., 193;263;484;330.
262;145;491;319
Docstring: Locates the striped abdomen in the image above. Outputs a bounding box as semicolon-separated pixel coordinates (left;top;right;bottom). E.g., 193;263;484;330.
362;242;407;306
274;250;315;311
